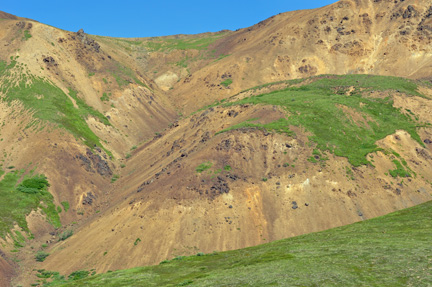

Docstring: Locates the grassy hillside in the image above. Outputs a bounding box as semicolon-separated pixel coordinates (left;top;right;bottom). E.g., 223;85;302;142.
220;75;427;166
0;58;111;153
34;200;432;286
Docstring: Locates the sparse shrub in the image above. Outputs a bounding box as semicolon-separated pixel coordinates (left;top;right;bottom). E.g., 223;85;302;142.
125;153;131;159
196;161;212;173
111;174;120;183
134;238;141;246
100;93;109;101
262;177;268;182
159;260;170;264
196;252;205;256
35;251;49;262
68;270;90;280
223;165;232;171
61;201;70;212
23;30;32;40
220;79;233;87
58;229;73;241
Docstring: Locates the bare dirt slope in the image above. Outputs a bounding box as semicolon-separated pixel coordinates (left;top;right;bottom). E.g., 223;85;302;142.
115;0;432;114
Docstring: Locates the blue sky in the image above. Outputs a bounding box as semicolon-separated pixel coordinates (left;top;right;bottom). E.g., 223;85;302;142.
3;0;338;38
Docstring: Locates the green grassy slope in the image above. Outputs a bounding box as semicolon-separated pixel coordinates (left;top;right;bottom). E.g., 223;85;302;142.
0;168;61;239
36;200;432;286
0;59;110;153
219;75;427;166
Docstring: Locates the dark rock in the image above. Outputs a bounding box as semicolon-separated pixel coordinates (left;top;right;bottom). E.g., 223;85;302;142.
76;154;93;172
225;174;239;181
85;148;112;176
216;139;232;151
82;192;96;205
16;21;26;29
403;5;416;19
305;203;309;206
292;201;298;209
76;28;101;52
424;139;432;144
200;132;210;143
228;205;233;209
43;56;58;66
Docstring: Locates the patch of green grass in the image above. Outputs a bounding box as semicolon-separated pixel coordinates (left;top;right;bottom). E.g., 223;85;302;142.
389;159;411;178
223;165;231;171
196;161;213;173
111;174;120;183
0;60;111;154
61;201;69;212
218;75;424;166
35;251;49;262
134;238;141;246
220;78;233;87
23;30;32;40
0;170;61;238
88;72;95;77
39;200;432;286
100;92;109;102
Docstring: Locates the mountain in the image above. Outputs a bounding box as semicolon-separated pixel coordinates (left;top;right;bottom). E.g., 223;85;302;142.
0;1;431;285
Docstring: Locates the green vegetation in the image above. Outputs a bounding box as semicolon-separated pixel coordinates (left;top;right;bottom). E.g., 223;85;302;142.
88;72;95;77
134;238;141;246
0;60;111;153
220;78;233;87
100;93;109;102
0;169;61;238
23;30;32;40
58;230;73;241
111;63;148;88
61;201;70;212
144;32;228;52
223;165;231;171
36;200;432;286
389;159;411;178
195;161;213;173
35;251;49;262
111;174;120;183
219;75;424;166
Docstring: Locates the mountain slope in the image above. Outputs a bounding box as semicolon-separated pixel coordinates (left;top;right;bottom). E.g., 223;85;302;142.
37;199;432;286
121;0;432;114
1;1;432;286
37;75;432;280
